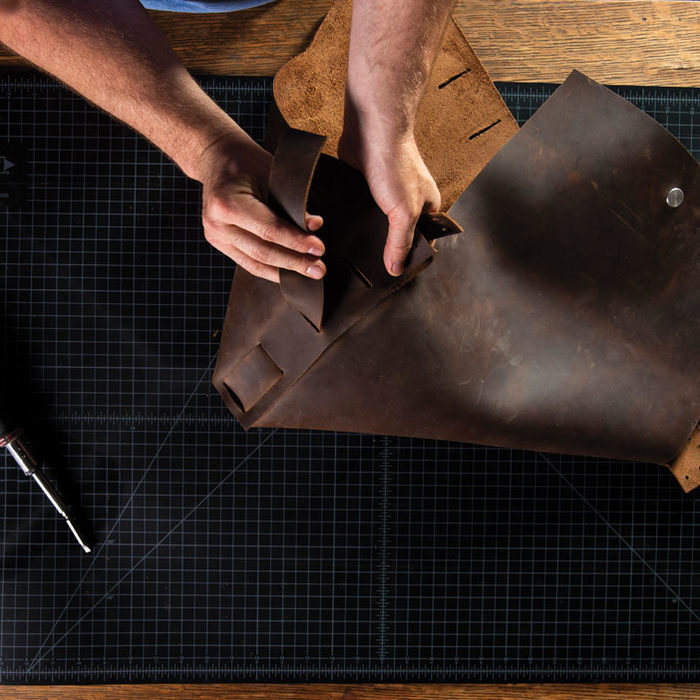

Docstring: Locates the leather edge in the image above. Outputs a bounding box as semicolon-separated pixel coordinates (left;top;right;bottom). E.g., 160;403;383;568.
270;128;327;330
667;423;700;493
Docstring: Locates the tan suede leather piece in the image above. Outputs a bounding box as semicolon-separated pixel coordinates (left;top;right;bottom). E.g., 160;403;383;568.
668;427;700;492
272;0;518;210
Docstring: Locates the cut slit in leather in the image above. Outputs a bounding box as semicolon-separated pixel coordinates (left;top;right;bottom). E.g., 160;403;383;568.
213;0;700;490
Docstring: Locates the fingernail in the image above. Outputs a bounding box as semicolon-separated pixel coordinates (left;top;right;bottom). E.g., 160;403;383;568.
308;246;324;256
391;261;404;276
306;264;324;279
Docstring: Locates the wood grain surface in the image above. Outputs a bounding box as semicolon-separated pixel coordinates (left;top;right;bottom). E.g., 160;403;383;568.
1;0;698;86
456;0;700;86
2;684;700;699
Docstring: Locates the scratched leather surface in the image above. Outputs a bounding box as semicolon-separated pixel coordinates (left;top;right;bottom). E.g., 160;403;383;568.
213;130;439;430
213;69;700;465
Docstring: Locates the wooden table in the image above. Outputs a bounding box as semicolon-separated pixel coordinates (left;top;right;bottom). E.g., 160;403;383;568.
1;0;699;86
1;1;698;697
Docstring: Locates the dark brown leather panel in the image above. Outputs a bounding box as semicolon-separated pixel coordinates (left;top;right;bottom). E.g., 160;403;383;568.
253;71;700;466
214;0;700;484
213;135;437;429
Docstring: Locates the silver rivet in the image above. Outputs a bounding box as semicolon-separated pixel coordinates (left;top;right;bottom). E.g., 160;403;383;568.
666;187;684;208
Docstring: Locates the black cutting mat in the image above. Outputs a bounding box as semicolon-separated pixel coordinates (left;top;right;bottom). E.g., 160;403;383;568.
1;73;700;684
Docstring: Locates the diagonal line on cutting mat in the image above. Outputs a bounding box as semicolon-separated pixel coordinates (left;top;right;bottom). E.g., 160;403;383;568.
27;353;218;672
26;426;278;671
540;452;700;623
26;428;278;673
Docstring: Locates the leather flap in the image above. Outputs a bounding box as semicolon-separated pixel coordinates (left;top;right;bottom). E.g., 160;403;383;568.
222;343;283;413
214;129;438;428
269;128;327;331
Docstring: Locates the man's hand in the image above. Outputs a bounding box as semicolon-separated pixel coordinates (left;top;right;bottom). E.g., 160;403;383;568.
198;134;326;284
343;0;455;276
0;0;327;283
338;127;440;277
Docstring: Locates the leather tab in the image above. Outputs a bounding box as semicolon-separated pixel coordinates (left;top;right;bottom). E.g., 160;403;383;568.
269;129;327;331
222;343;283;414
417;212;463;241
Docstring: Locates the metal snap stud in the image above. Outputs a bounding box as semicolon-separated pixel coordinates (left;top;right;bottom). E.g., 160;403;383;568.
666;187;684;208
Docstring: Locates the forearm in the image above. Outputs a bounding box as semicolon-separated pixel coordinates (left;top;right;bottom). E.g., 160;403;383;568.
345;0;455;141
0;0;254;181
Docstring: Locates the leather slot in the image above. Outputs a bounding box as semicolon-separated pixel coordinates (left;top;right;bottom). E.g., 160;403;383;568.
341;256;372;288
438;69;470;90
223;383;245;412
223;343;284;413
299;312;322;333
468;119;502;140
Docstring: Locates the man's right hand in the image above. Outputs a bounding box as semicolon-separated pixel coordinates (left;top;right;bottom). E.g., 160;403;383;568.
199;134;326;284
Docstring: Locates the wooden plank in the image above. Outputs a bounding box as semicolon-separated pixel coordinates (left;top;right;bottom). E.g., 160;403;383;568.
1;684;700;699
456;0;700;86
1;0;699;86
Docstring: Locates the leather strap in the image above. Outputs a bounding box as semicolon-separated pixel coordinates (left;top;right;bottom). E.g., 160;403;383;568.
269;129;462;332
270;129;327;331
218;129;462;427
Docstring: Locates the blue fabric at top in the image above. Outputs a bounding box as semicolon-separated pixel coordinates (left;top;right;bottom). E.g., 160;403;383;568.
140;0;274;12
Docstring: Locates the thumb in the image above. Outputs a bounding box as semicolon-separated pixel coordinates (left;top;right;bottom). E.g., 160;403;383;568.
306;212;324;232
384;210;418;277
383;180;441;277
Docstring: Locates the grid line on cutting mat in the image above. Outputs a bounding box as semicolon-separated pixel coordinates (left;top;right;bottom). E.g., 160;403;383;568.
0;73;699;683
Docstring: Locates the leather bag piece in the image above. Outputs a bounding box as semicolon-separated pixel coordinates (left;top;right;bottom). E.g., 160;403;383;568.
213;127;452;430
213;1;700;489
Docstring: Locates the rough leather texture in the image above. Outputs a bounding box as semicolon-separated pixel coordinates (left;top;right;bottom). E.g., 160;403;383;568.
669;426;700;492
213;0;700;488
271;0;519;210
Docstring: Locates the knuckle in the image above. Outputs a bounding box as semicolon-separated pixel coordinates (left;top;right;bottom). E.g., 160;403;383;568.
258;222;283;245
201;212;213;229
251;262;277;282
250;243;272;265
387;200;417;219
202;223;217;244
392;242;413;254
247;262;266;278
205;197;228;222
234;255;257;275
